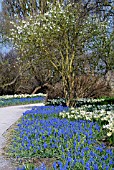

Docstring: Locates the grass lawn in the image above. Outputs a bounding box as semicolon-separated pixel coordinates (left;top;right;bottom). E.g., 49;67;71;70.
3;96;114;170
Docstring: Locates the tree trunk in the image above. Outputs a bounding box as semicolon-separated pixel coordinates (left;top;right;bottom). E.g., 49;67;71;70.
63;74;77;107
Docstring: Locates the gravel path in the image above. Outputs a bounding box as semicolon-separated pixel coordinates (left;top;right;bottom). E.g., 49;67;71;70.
0;103;44;170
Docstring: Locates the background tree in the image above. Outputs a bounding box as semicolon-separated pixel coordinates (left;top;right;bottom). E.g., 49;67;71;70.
8;2;113;106
0;50;20;94
0;49;56;95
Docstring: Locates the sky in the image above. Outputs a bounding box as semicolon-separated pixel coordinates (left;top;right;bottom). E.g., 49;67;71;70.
0;0;2;11
0;0;12;54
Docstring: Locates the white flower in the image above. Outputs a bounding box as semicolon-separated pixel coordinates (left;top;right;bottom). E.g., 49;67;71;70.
100;109;105;114
107;132;112;137
59;112;63;116
80;111;86;115
68;115;71;119
70;115;74;118
66;112;69;116
74;116;77;119
71;110;75;114
62;115;65;118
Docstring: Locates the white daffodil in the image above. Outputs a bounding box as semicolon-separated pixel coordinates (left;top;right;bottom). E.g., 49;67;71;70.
100;109;105;114
71;110;76;114
59;112;63;116
70;115;74;118
107;132;112;137
62;115;65;118
80;111;86;115
74;116;77;119
66;112;69;116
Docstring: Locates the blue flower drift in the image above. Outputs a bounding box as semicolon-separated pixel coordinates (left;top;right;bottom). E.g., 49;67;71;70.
8;106;114;170
0;96;45;107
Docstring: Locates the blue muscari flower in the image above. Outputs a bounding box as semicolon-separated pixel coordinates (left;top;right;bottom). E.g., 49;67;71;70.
62;167;67;170
101;143;105;148
53;162;57;169
42;135;46;140
94;124;100;132
73;140;76;148
86;167;91;170
106;165;110;170
66;143;68;148
109;160;113;165
106;149;113;155
89;151;97;157
102;154;109;160
57;161;63;170
95;146;103;152
67;151;71;157
89;129;93;135
43;142;48;149
81;150;85;157
93;164;99;170
67;157;72;163
87;139;92;145
72;158;77;166
102;162;106;169
78;136;80;142
80;159;84;165
33;149;36;153
37;163;46;170
63;160;69;169
85;161;91;170
61;154;65;159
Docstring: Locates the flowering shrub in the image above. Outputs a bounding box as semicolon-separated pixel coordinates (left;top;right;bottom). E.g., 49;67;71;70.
59;104;114;139
7;106;114;169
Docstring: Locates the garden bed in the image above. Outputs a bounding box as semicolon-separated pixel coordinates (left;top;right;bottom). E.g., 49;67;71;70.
3;98;114;170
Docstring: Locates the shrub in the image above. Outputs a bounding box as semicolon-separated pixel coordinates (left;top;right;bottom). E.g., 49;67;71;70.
75;75;111;98
46;75;111;104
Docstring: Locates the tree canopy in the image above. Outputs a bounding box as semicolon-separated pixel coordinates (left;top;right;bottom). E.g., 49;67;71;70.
2;0;114;19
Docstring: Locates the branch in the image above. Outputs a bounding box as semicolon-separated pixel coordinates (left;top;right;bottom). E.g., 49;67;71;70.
32;86;42;94
32;83;53;94
0;62;31;89
1;74;20;88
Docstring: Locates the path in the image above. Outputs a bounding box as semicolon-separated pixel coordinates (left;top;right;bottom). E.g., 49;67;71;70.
0;103;44;170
